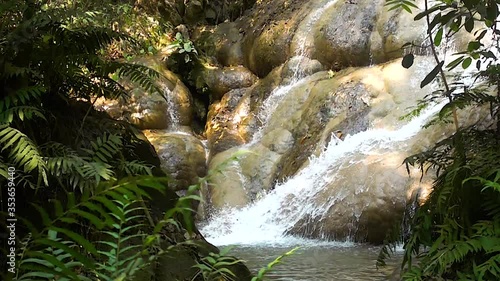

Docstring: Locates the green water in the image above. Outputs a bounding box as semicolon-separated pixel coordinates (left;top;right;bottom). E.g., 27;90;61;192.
229;244;402;281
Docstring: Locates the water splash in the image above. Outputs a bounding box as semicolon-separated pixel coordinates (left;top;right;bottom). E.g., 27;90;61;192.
161;84;181;131
201;101;444;246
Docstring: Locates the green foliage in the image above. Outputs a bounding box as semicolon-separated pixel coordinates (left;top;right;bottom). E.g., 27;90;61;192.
252;247;299;281
40;0;172;57
12;177;166;281
190;245;299;281
169;32;199;63
5;153;259;281
380;1;500;280
385;0;419;13
0;0;161;189
192;247;244;281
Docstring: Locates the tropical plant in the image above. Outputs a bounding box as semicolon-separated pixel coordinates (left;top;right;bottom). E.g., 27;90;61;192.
378;0;500;280
190;245;299;281
169;32;199;63
192;247;245;281
0;0;162;190
251;247;299;281
8;176;182;281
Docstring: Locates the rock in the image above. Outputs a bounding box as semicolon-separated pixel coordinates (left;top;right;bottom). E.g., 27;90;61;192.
198;66;258;101
205;0;256;23
184;0;205;24
281;56;325;81
204;57;439;216
284;152;432;243
370;0;427;62
206;88;251;157
276;77;371;181
240;0;311;77
144;130;207;191
194;22;245;66
207;148;250;209
95;56;194;130
196;0;427;78
312;0;382;69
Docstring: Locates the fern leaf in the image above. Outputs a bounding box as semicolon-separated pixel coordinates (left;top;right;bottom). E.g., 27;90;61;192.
0;125;47;185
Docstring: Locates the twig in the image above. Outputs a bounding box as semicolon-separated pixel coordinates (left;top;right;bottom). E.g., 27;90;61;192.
424;0;459;131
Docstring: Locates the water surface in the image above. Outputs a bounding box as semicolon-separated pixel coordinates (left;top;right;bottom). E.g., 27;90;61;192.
227;243;402;281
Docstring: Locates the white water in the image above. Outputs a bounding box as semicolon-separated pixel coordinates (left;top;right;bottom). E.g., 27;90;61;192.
201;101;444;247
247;0;340;145
249;78;307;144
292;0;339;58
162;84;181;131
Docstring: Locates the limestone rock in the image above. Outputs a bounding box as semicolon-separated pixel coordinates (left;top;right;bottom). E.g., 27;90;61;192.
95;56;193;130
200;66;258;101
144;130;207;191
194;22;245;66
207;148;250;209
312;0;382;69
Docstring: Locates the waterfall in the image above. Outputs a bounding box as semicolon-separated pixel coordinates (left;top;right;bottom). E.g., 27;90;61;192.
162;83;181;131
248;0;340;145
292;0;339;58
249;79;307;144
200;101;444;246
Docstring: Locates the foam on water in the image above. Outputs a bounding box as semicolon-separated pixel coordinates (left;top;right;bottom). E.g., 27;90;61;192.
201;101;445;247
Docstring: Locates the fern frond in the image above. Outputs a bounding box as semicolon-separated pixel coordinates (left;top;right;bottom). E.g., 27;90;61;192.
89;133;122;163
95;200;148;281
0;106;45;124
112;62;162;95
118;160;153;176
1;61;33;79
0;125;47;185
50;24;133;55
17;177;165;280
385;0;419;13
0;86;45;111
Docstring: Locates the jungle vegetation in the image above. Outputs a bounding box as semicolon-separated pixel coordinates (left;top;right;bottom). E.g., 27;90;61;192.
0;1;256;280
2;0;500;280
379;0;500;280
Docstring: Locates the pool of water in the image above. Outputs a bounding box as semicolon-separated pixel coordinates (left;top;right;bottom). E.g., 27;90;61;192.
225;243;402;281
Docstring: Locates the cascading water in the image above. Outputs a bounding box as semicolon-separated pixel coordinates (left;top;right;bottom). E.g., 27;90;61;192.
162;84;181;131
248;0;340;145
201;101;443;246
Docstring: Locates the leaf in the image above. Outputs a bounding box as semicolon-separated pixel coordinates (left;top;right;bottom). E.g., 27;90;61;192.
464;17;474;32
420;61;444;88
414;4;442;20
402;53;415;68
434;28;443;46
447;56;465;70
462;57;472;69
468;41;481;52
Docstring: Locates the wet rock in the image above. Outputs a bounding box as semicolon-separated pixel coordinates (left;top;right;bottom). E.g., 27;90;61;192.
206;88;252;157
276;78;371;181
284;152;431;244
196;0;427;78
144;130;207;191
312;0;382;69
238;0;313;77
205;57;439;216
207;148;250;209
197;66;258;101
95;56;193;130
195;22;245;66
281;56;325;81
